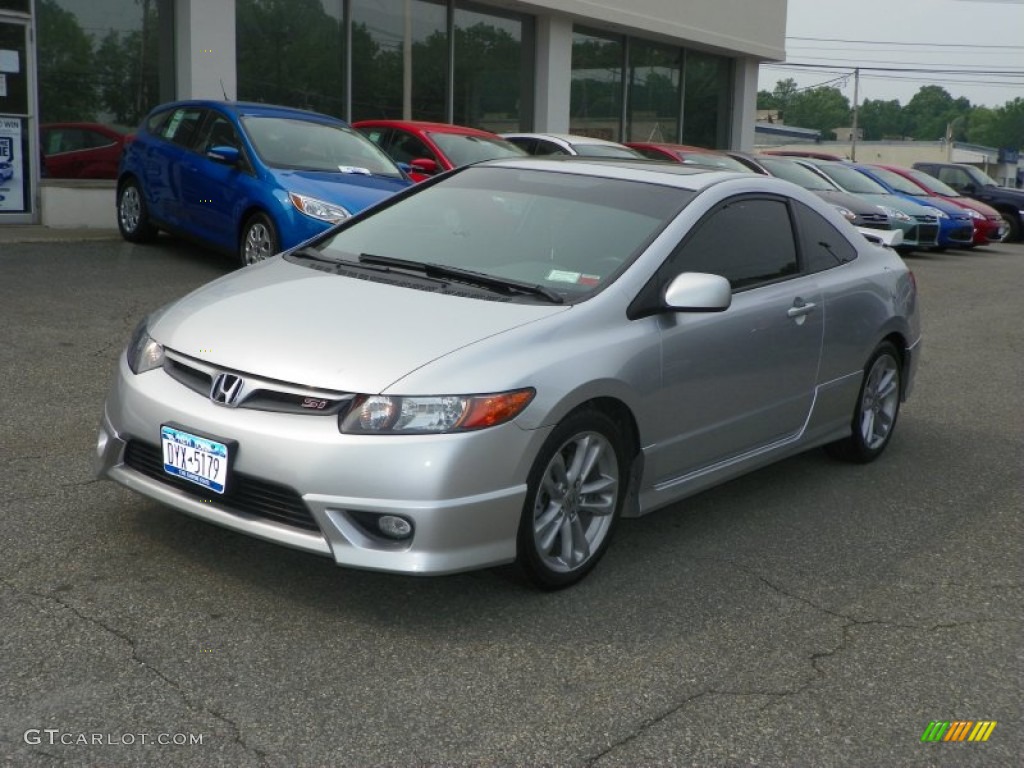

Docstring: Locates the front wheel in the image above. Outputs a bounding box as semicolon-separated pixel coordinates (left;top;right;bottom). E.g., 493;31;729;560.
239;213;279;267
117;178;157;243
825;342;902;463
517;410;628;589
998;212;1020;243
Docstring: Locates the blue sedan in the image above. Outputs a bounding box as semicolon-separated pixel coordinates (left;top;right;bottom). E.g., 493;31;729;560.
117;100;412;265
850;163;974;249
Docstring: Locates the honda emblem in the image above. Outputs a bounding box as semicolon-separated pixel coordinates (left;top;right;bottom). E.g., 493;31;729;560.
210;373;244;406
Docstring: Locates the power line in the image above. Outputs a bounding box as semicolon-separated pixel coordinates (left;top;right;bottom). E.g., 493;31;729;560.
785;35;1024;50
769;62;1024;76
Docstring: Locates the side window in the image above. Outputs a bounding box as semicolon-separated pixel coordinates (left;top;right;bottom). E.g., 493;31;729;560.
792;201;857;273
535;140;569;156
160;107;205;149
82;129;115;149
388;131;434;164
938;167;968;190
670;197;799;290
146;107;175;135
634;147;666;161
359;127;387;146
195;114;240;154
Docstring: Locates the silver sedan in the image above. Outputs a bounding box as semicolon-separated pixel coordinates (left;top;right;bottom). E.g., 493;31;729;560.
96;159;921;588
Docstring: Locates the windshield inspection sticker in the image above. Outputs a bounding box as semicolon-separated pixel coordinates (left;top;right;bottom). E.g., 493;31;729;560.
338;166;371;175
546;269;581;283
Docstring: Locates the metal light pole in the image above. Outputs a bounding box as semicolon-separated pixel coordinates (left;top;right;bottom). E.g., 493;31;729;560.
850;67;859;161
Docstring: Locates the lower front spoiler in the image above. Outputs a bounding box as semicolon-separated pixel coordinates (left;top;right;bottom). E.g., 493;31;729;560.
98;421;525;576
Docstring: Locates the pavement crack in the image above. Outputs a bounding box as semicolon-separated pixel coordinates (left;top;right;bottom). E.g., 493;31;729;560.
0;577;272;766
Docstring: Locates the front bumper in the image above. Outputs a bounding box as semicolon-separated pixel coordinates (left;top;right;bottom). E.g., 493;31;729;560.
97;356;549;575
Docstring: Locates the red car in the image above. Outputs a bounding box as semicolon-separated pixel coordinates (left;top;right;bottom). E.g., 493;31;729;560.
353;120;525;182
40;123;131;179
873;164;1006;246
625;142;752;172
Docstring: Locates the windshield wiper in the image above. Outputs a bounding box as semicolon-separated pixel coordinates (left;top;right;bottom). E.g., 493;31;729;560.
358;254;564;304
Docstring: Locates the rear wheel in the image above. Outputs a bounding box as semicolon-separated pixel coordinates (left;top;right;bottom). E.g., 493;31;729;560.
517;410;627;589
826;342;902;463
239;213;279;267
117;178;157;243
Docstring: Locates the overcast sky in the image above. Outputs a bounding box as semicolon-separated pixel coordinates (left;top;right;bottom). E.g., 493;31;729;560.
759;0;1024;108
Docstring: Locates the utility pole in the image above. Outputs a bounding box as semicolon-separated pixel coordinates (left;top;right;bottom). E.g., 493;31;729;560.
850;67;859;162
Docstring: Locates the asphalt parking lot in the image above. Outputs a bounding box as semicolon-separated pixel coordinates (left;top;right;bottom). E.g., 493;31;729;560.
1;233;1021;767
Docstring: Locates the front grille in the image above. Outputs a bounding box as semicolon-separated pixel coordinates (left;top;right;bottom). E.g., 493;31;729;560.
917;224;940;244
859;212;889;225
123;440;320;532
163;355;353;416
947;226;973;244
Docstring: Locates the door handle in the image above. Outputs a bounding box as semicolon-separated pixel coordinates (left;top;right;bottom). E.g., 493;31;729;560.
787;300;817;318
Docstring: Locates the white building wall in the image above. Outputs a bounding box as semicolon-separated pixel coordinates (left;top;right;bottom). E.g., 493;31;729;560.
176;0;237;101
516;0;786;59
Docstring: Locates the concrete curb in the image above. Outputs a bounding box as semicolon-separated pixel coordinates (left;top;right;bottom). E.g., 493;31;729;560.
0;226;121;244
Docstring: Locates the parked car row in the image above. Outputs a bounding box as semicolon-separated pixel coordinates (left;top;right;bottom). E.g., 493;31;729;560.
108;98;1016;265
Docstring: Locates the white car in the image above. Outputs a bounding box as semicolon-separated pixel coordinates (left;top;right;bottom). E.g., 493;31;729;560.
500;132;643;159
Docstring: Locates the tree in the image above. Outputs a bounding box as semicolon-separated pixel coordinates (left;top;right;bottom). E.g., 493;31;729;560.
903;85;971;141
967;98;1024;150
858;98;905;140
93;2;160;127
784;87;850;139
772;78;799;120
35;0;97;122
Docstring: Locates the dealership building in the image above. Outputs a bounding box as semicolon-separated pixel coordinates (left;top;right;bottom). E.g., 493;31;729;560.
0;0;786;227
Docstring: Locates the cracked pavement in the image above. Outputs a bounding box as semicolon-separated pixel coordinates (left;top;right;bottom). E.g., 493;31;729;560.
0;239;1021;766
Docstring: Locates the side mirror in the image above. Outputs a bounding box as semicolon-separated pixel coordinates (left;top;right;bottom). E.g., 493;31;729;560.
664;272;732;312
207;145;240;165
409;157;439;175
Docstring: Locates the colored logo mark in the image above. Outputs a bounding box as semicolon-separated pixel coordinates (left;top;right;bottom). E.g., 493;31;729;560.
921;721;997;742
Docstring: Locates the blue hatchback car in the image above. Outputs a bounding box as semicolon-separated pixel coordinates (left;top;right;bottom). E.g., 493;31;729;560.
849;163;974;249
117;100;412;265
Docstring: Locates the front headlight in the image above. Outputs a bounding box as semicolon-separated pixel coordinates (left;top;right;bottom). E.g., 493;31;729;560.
126;320;165;374
881;206;912;223
925;206;949;220
832;205;856;222
966;208;984;220
339;390;535;434
289;192;350;223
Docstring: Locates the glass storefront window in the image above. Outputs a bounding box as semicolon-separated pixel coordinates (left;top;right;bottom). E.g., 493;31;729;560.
453;2;532;133
626;39;681;143
570;29;623;141
237;0;345;118
36;0;170;128
351;0;446;122
682;50;732;148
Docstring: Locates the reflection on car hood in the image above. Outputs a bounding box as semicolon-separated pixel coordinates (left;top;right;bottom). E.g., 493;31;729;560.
150;258;569;393
270;168;411;214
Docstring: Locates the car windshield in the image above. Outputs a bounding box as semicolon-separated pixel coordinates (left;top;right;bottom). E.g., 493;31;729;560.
427;132;526;166
759;157;836;191
812;163;888;194
867;166;929;195
681;152;750;172
315;165;693;300
906;169;960;197
243;116;402;177
572;143;642;159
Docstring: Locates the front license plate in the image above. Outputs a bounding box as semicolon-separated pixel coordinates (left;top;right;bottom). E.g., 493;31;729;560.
161;425;229;494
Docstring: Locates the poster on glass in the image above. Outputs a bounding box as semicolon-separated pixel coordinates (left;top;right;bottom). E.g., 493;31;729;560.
0;116;24;212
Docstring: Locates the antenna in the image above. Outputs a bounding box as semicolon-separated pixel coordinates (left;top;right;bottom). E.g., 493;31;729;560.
221;79;230;101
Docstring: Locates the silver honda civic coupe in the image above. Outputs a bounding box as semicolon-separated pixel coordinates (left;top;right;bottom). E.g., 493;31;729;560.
97;158;920;588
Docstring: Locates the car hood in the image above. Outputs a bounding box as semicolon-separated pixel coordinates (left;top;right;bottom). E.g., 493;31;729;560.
813;189;884;216
269;169;411;214
850;193;933;216
150;258;570;393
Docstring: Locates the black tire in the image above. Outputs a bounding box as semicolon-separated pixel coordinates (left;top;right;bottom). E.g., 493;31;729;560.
998;212;1020;243
239;212;279;267
117;178;157;243
516;409;628;589
825;342;902;464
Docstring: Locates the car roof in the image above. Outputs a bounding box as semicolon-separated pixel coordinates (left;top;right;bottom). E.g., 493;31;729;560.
150;99;349;125
502;132;630;147
352;119;501;137
477;156;768;192
626;142;720;153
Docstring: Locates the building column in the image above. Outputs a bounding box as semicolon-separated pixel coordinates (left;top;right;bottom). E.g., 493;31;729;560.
731;57;759;151
533;15;573;133
175;0;237;100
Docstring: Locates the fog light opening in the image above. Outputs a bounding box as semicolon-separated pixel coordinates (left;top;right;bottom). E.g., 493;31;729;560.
377;515;413;540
